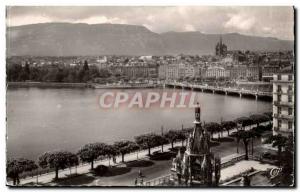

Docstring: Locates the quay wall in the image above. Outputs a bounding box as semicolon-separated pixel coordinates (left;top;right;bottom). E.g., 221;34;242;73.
7;82;162;89
7;82;90;88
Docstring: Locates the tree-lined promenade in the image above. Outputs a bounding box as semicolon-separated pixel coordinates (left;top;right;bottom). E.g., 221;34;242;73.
7;113;275;186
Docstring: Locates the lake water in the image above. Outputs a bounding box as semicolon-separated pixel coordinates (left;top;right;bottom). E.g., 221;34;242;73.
6;88;272;160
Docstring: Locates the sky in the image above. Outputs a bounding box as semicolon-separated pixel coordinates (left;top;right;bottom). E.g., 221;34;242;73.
6;6;294;40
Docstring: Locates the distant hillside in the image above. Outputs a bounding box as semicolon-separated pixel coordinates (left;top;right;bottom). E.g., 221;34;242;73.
7;23;294;56
161;32;293;55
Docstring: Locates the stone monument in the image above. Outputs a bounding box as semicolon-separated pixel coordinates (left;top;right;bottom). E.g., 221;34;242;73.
171;103;221;186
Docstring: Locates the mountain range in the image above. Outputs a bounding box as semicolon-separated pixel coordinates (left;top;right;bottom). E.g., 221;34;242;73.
7;23;294;56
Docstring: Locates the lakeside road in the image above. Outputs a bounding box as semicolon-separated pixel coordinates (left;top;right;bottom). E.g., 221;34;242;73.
10;123;268;186
12;141;181;186
93;135;263;186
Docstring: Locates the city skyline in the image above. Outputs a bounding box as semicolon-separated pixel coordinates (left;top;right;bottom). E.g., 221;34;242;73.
7;6;294;40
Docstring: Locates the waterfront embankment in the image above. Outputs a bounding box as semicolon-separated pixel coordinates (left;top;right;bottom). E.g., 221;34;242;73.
7;82;90;88
92;83;159;89
7;82;161;89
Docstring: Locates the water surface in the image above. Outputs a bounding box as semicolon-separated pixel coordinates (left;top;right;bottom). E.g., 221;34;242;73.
7;88;272;160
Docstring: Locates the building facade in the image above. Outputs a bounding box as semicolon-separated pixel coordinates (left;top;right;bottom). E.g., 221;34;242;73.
262;65;280;82
158;64;167;79
246;66;259;81
205;66;229;79
229;65;247;80
272;73;294;136
166;64;180;80
159;63;199;80
110;65;158;79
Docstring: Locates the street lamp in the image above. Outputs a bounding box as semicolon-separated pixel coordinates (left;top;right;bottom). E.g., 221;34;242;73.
36;168;39;185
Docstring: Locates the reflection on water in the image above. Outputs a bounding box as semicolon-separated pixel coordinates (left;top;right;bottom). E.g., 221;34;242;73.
7;88;272;159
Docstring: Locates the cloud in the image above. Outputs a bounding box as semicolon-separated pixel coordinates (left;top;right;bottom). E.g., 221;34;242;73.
262;27;276;34
75;16;127;25
6;6;294;40
7;15;53;26
184;24;196;31
224;14;256;31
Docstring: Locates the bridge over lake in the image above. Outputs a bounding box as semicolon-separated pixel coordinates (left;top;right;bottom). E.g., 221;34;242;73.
164;82;272;100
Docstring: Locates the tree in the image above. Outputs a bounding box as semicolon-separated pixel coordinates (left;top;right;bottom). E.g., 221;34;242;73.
77;143;107;170
67;153;79;175
83;60;89;71
88;66;100;79
7;63;22;81
263;112;273;120
135;133;159;156
204;122;220;139
30;67;42;81
77;60;90;82
216;123;223;139
268;134;294;186
165;130;180;149
230;131;240;153
235;130;252;160
280;134;294;186
104;144;117;167
235;117;254;130
248;129;261;155
19;62;30;81
114;141;139;162
263;112;273;126
18;63;30;81
99;69;111;78
249;114;269;128
177;130;187;147
38;151;75;180
55;68;65;82
264;134;288;165
43;68;59;82
154;135;168;152
82;71;90;83
7;158;38;185
221;121;237;136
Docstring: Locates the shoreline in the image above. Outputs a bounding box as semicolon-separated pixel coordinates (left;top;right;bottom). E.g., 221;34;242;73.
7;82;161;89
7;81;91;88
7;81;273;101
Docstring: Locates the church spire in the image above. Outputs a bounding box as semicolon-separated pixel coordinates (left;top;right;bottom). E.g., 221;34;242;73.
194;102;201;124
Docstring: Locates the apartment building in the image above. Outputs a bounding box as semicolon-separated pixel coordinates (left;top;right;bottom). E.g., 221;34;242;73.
272;72;294;136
